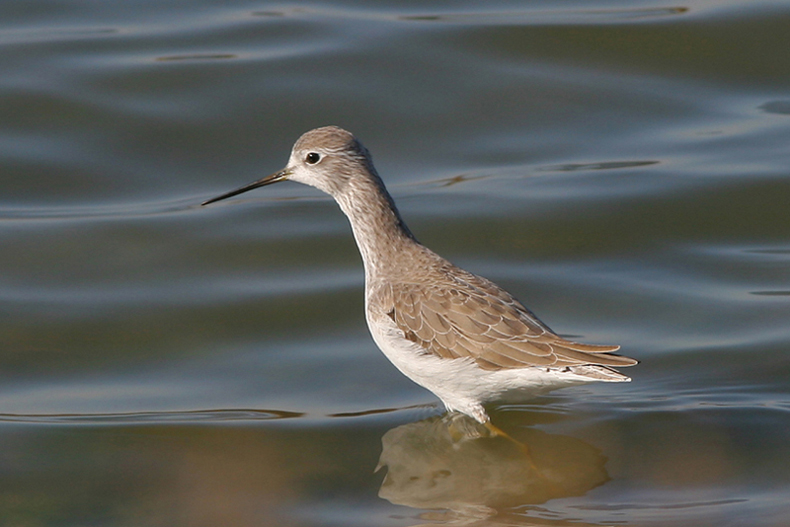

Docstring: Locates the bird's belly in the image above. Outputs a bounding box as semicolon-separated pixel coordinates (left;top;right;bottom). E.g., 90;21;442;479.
366;314;587;408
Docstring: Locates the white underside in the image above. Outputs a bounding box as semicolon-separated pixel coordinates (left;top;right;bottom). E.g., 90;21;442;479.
366;311;630;423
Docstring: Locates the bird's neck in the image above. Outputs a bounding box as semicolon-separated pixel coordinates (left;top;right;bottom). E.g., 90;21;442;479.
334;174;418;281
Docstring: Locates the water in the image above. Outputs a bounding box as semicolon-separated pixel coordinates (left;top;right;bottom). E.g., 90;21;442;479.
1;0;789;525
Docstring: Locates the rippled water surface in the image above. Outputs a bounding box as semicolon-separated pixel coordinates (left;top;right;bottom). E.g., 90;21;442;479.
2;0;789;525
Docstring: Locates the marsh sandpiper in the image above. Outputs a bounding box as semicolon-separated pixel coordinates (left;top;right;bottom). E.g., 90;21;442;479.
203;126;637;423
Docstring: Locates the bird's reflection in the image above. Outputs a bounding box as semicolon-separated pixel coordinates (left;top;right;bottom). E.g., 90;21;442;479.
376;413;609;524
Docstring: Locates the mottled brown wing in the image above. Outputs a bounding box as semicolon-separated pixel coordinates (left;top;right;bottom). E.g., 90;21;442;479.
385;270;637;372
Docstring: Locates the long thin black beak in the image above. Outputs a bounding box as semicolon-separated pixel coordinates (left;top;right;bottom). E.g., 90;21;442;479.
202;168;291;206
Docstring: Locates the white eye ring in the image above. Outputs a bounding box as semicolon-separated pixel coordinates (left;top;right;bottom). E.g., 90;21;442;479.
305;152;321;164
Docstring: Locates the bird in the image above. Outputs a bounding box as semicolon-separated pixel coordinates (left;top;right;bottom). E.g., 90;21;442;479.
202;126;637;424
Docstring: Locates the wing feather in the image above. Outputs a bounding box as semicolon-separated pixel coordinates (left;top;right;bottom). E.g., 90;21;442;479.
375;265;637;372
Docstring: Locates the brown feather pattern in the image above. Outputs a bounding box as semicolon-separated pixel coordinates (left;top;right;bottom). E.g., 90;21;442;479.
377;261;637;372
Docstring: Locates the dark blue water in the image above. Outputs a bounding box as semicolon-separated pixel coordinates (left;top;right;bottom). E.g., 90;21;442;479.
1;1;789;525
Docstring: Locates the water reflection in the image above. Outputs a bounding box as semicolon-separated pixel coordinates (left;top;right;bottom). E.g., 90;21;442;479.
376;414;609;524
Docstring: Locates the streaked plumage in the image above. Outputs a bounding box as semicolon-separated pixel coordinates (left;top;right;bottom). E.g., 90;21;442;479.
203;126;637;423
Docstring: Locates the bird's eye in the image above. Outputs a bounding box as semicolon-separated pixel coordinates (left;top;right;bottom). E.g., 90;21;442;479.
305;152;321;164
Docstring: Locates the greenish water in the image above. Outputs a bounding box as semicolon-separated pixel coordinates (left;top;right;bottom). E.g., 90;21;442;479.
1;1;789;525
